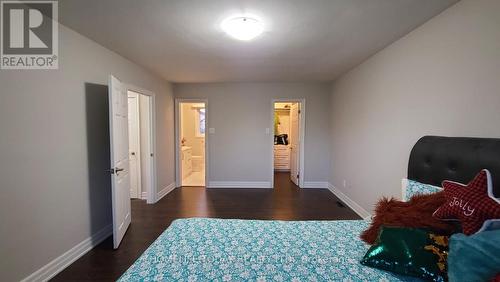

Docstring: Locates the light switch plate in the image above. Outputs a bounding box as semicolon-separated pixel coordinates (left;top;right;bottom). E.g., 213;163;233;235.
208;128;215;134
265;128;270;134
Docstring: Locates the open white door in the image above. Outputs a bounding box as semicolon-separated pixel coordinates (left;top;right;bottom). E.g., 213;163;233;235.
108;75;131;249
290;103;300;186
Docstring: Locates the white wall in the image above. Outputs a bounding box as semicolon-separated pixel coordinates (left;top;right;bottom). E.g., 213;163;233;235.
181;103;205;157
275;110;291;136
0;24;174;281
174;82;331;186
329;0;500;213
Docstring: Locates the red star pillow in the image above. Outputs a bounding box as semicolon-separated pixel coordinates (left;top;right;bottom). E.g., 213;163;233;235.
433;169;500;235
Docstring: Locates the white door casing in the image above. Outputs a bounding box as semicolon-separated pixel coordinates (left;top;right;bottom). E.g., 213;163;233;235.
109;75;131;249
127;92;141;199
290;103;300;186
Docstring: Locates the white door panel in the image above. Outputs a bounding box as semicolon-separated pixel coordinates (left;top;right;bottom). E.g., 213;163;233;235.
128;93;141;198
109;75;131;249
290;103;300;186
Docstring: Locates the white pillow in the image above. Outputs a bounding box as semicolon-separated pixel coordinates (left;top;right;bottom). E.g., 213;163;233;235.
401;178;442;201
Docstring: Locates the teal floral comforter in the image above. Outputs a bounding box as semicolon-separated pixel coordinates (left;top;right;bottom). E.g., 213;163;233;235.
119;218;420;281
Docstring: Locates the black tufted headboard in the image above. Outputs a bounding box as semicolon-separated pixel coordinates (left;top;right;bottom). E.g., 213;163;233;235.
408;136;500;197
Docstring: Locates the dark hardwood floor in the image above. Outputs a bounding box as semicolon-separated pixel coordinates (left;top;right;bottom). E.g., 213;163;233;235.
53;172;360;281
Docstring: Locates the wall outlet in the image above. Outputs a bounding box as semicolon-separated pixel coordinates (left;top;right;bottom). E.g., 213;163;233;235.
208;128;215;134
343;180;347;188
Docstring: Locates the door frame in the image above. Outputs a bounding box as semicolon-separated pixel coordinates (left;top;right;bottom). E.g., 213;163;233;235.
270;98;305;188
175;98;209;187
125;83;157;204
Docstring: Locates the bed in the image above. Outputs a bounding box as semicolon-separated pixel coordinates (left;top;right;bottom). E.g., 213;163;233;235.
119;136;500;281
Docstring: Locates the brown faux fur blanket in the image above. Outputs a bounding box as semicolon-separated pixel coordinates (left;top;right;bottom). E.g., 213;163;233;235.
360;192;458;244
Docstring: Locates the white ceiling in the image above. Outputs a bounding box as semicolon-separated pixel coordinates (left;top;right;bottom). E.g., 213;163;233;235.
59;0;458;83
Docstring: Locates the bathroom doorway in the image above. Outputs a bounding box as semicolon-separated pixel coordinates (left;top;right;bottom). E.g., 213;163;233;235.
176;100;207;187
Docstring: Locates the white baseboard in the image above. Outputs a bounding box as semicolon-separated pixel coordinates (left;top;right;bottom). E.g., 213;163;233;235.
328;183;372;220
207;181;273;188
302;181;329;188
156;182;176;202
22;224;112;282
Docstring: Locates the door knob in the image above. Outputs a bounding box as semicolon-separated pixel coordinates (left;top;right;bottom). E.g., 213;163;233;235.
115;168;125;172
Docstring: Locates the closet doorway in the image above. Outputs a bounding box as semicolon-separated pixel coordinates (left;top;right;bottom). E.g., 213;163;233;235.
175;100;208;187
127;90;155;202
271;99;305;188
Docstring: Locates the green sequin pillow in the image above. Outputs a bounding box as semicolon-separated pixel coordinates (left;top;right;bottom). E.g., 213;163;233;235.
360;226;449;282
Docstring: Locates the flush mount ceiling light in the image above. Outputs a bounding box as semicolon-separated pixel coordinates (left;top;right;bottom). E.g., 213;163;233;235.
221;16;264;41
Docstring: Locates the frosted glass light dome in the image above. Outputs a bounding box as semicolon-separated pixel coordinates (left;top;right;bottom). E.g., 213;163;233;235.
221;16;264;41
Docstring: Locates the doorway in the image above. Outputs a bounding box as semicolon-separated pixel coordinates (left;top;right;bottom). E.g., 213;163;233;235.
272;99;305;188
176;100;207;187
127;89;155;202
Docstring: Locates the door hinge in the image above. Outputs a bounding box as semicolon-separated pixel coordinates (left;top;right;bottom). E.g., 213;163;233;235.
298;110;301;114
297;174;300;179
